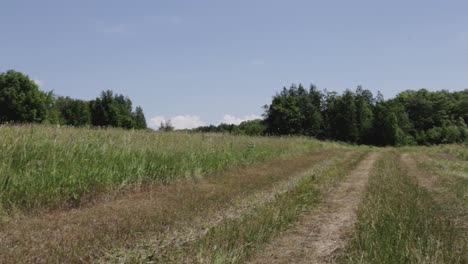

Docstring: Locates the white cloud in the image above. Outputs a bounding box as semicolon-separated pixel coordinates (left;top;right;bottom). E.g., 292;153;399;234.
149;116;166;130
33;80;44;87
149;115;205;130
172;115;205;129
221;114;261;125
149;114;261;130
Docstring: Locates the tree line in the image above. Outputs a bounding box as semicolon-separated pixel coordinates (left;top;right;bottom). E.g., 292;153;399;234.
263;84;467;145
193;119;266;136
194;85;467;146
0;70;147;129
2;69;467;145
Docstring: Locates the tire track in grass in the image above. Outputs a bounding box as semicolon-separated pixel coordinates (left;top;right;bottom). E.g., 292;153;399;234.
342;151;463;263
0;150;342;263
401;153;467;263
401;153;438;190
101;151;357;263
249;152;380;264
148;151;367;263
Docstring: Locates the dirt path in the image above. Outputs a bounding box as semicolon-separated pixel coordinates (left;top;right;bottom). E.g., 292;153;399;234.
249;152;380;264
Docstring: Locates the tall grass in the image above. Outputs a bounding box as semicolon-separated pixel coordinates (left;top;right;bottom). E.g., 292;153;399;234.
142;150;367;263
0;124;326;211
342;151;462;263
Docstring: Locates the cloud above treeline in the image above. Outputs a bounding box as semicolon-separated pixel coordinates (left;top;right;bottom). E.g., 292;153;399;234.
33;80;44;87
149;114;261;130
221;114;261;125
149;115;204;130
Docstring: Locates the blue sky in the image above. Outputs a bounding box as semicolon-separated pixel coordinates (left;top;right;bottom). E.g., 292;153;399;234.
1;0;467;129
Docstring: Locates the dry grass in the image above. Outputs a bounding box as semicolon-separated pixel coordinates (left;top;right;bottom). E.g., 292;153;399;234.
102;151;359;263
137;151;368;263
0;149;343;263
408;150;468;263
250;152;379;264
0;124;326;211
8;124;463;263
342;151;463;264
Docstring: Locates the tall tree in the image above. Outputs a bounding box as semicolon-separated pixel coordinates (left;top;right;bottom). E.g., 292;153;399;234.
90;90;138;128
355;86;374;144
133;106;147;129
264;85;304;135
332;90;359;143
55;96;91;126
0;70;54;123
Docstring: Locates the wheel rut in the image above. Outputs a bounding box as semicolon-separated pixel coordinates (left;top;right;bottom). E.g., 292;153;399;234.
249;152;380;264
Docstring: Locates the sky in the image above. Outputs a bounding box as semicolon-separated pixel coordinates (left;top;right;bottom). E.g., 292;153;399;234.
1;0;467;129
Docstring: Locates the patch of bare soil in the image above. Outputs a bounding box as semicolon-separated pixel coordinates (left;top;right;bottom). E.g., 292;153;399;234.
249;152;380;264
0;150;340;264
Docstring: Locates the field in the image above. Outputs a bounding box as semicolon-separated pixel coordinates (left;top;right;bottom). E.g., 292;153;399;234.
0;125;466;263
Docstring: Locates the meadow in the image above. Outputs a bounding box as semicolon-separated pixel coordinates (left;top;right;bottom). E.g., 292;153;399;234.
0;124;329;211
0;125;466;263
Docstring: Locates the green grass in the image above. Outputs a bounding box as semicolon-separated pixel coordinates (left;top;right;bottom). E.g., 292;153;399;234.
436;144;468;161
342;151;463;264
139;150;367;263
404;144;467;205
0;124;328;211
422;154;467;204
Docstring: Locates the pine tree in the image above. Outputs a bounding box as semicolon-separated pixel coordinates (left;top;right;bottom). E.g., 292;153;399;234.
133;106;147;129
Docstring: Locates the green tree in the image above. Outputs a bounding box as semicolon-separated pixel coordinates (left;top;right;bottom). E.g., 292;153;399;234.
55;96;91;126
452;90;468;124
265;85;467;146
355;86;374;144
238;119;266;136
90;90;118;127
372;102;397;145
264;85;304;135
300;85;323;137
89;90;144;129
133;106;147;129
0;70;54;123
327;90;359;143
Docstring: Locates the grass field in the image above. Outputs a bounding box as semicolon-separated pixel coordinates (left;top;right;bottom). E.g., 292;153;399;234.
0;125;466;263
0;124;327;211
342;150;464;263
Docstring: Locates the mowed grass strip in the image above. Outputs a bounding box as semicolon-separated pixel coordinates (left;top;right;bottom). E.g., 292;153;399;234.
0;149;344;264
342;151;463;264
420;152;468;209
434;144;468;161
415;150;467;262
0;125;326;211
135;151;368;263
